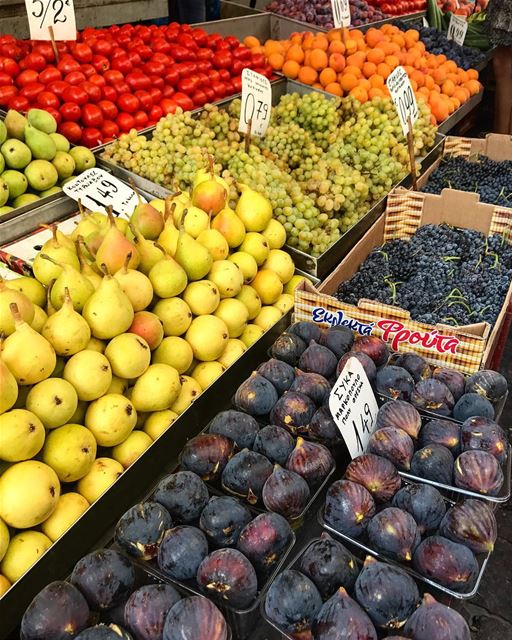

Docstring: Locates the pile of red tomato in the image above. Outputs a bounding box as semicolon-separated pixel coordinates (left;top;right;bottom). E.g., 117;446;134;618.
366;0;426;15
0;22;271;147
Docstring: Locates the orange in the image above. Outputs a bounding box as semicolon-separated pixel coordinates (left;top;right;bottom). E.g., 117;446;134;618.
286;44;305;64
329;52;346;72
349;86;368;103
347;51;366;69
244;36;260;49
458;69;469;84
424;74;435;89
450;96;461;110
312;82;323;90
327;28;343;42
282;60;300;79
325;82;343;96
418;86;430;99
298;66;318;85
319;67;337;86
385;55;399;70
329;40;345;54
359;78;371;92
377;62;392;79
344;64;363;78
405;29;419;42
310;48;329;71
339;72;359;92
362;61;377;78
311;35;329;51
431;101;449;123
444;60;457;73
268;53;284;71
369;73;385;88
391;33;406;48
367;48;385;65
442;79;455;96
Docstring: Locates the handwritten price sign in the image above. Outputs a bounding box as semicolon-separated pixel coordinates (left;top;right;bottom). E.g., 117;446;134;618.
331;0;351;28
447;15;468;46
25;0;76;41
238;68;272;138
386;65;419;137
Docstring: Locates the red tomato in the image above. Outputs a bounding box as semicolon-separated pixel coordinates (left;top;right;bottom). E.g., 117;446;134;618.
2;58;20;77
32;43;55;62
216;40;231;52
74;43;93;63
8;94;29;111
126;72;151;92
149;87;162;103
251;53;265;68
92;55;110;73
209;69;221;83
98;99;118;119
134;89;153;110
149;104;163;122
103;70;123;85
151;52;171;66
164;69;180;87
80;64;96;78
191;28;208;46
177;76;199;93
196;60;212;74
16;69;39;87
88;73;106;88
231;76;242;93
48;80;70;98
65;71;86;86
225;36;239;49
60;101;82;121
211;81;226;98
36;90;60;109
62;85;88;105
162;85;175;99
81;81;102;102
192;89;207;107
149;74;165;90
177;34;197;50
207;34;222;49
111;56;132;74
117;93;139;113
102;119;120;138
117;112;135;132
24;53;47;72
0;71;13;85
173;92;194;110
102;85;117;102
203;86;215;102
112;81;130;95
58;55;81;75
232;46;251;61
81;103;103;127
0;85;17;106
218;69;230;82
160;98;177;115
168;45;189;62
92;39;113;57
20;82;45;102
37;66;61;85
133;110;149;128
128;51;142;67
138;45;153;61
152;40;171;54
143;60;165;77
0;44;21;60
137;25;151;43
81;127;103;147
231;60;245;76
196;48;214;61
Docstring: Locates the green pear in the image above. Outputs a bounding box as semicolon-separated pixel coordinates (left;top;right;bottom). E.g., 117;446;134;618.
2;169;27;199
236;285;262;320
42;288;91;356
82;267;134;339
40;255;94;311
185;315;229;361
24;124;57;161
149;253;188;299
130;364;181;412
0;278;35;336
0;154;4;173
85;393;137;447
52;151;75;180
0;205;13;217
182;280;220;315
0;120;7;145
24;159;58;191
49;132;70;152
207;260;244;298
174;227;213;282
13;193;39;208
26;378;78;429
182;206;209;238
69;146;95;173
1;139;31;169
27;108;57;134
156;199;180;256
196;227;229;261
4;110;27;140
32;228;79;286
0;178;8;207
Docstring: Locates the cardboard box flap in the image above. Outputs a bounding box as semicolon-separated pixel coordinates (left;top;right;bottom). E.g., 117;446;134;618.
477;133;512;161
422;189;494;235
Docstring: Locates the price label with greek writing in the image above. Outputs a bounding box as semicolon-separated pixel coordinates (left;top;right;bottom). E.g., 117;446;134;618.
25;0;77;40
447;14;468;46
63;168;145;218
386;65;419;137
238;68;272;138
329;356;379;459
331;0;351;28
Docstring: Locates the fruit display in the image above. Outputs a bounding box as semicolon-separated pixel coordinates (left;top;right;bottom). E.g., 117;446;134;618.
428;0;491;49
0;178;302;590
248;23;482;123
21;551;231;640
323;451;497;593
0;24;271;147
336;222;512;327
264;0;390;28
0;108;95;215
102;90;436;256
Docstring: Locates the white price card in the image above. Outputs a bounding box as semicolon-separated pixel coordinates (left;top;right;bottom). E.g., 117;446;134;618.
25;0;77;41
238;68;272;138
63;168;145;218
447;14;468;46
422;16;429;27
386;65;419;137
329;356;379;459
331;0;351;28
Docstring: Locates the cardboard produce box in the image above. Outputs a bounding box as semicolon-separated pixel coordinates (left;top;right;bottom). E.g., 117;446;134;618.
294;188;512;374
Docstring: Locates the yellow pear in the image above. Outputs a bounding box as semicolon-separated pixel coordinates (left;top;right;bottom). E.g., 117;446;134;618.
63;350;112;401
153;298;192;336
95;207;139;273
107;375;129;395
251;269;283;304
239;232;270;266
77;236;102;289
1;531;52;583
41;255;94;312
236;285;262;320
182;280;220;315
85;393;137;447
236;183;273;231
156;198;180;255
185;315;229;361
0;409;45;461
182;205;209;238
42;424;97;482
0;360;17;415
153;337;194;374
85;337;106;353
0;519;9;563
191;361;225;390
228;252;258;284
149;253;188;298
284;275;311;295
114;253;154;311
143;410;178;439
31;306;48;333
0;278;34;336
214;298;249;338
4;276;45;307
26;378;78;428
131;364;181;412
262;218;287;249
207;260;244;298
263;249;295;284
128;311;164;350
240;323;264;347
254;306;282;331
170;375;202;414
32;226;79;286
274;293;294;314
77;457;123;503
130;224;165;274
218;339;246;368
42;288;91;356
0;575;10;596
104;333;151;379
212;208;246;248
41;493;89;542
112;430;152;468
197;227;229;261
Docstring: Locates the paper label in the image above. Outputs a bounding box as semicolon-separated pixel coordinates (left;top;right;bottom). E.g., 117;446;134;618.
63;168;144;218
447;14;468;46
25;0;77;40
329;356;379;459
331;0;351;28
238;68;272;138
386;65;419;137
422;16;429;27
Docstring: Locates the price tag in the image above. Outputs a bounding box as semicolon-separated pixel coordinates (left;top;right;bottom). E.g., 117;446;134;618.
329;356;379;459
447;14;468;46
331;0;351;28
422;16;429;27
63;168;145;218
386;65;419;137
25;0;77;41
238;68;272;138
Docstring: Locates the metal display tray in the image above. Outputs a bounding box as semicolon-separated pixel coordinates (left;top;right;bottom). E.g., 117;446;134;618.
438;90;484;134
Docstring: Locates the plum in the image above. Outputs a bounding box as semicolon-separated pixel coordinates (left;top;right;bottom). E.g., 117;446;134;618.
199;496;252;547
257;358;296;394
454;450;504;496
290;370;332;405
367;508;420;562
286;437;334;486
162;596;228;640
337;351;377;381
403;593;470;640
308;406;342;446
180;434;234;481
375;366;415;401
221;449;273;504
252;425;295;465
157;526;208;581
461;416;508;464
270;332;307;366
196;548;258;609
262;465;310;519
208;410;260;450
269;391;317;436
465;369;508;403
412;536;478;593
440;499;497;554
367;427;414;471
354;556;420;629
395;352;431;382
392;484;446;535
453;393;495;422
288;321;322;344
115;502;172;560
319;325;354;358
234;372;278;416
153;471;209;524
124;585;181;640
236;512;293;576
75;625;132;639
299;533;359;598
375;400;421;439
71;550;135;611
411;379;455;416
21;581;90;640
298;341;338;378
324;479;376;538
433;367;465;401
312;587;377;640
410;444;454;485
345;453;401;503
351;335;389;367
418;418;461;455
264;570;322;634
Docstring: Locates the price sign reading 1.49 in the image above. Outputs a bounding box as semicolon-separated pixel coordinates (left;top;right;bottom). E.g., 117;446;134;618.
331;0;351;28
447;14;468;47
25;0;77;40
386;65;419;137
238;68;272;138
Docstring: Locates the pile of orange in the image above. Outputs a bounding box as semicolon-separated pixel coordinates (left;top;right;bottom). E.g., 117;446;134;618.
244;25;481;124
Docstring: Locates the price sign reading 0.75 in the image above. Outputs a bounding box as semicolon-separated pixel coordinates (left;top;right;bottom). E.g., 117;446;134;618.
239;69;272;138
25;0;77;40
386;65;419;137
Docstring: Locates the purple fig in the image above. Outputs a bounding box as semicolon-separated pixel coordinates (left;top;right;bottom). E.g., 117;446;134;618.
412;536;478;593
433;367;465;401
252;425;295;465
308;406;342;446
403;593;470;640
262;465;310;519
286;437;334;486
395;352;431;382
454;450;504;496
376;365;415;401
290;370;332;405
115;502;172;560
298;341;338;378
208;410;260;450
221;449;273;504
324;479;376;538
153;471;209;524
465;369;508;403
367;507;420;562
392;484;446;535
162;596;228;640
124;584;181;640
453;393;495;422
345;453;401;503
418;418;461;455
351;335;389;367
337;351;376;382
234;372;278;416
288;321;322;344
236;512;292;576
312;587;378;640
411;379;455;417
180;434;234;481
375;400;421;439
440;499;497;553
461;416;508;464
75;625;131;639
319;325;354;358
410;444;454;485
257;358;295;394
269;391;316;436
367;427;414;471
199;496;252;547
157;526;208;581
271;332;307;366
265;570;322;634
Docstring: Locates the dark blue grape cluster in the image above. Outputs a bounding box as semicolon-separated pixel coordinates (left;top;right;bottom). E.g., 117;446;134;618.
422;155;512;207
336;224;512;327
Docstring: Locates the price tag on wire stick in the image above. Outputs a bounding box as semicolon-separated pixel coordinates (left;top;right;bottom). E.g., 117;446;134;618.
447;14;468;46
25;0;77;41
329;356;379;459
331;0;351;28
239;68;272;138
63;168;145;218
386;65;419;137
